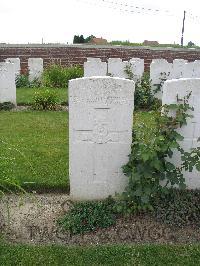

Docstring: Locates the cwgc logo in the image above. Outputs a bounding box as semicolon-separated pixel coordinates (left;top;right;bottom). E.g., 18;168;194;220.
26;223;172;243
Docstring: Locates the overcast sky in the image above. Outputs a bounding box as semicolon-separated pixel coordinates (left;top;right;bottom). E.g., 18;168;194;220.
1;0;200;45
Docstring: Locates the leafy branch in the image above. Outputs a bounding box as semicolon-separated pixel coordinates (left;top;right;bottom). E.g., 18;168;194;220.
119;92;200;213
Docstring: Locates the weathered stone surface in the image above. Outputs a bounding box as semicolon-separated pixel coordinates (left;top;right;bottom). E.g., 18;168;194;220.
5;58;20;77
129;58;144;82
108;58;127;78
0;62;16;104
162;78;200;189
150;59;172;99
87;57;102;62
69;77;135;200
28;58;43;82
193;60;200;78
170;59;188;79
182;62;195;78
84;58;107;77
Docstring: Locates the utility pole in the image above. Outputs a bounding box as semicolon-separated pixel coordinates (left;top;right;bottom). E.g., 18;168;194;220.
181;10;186;47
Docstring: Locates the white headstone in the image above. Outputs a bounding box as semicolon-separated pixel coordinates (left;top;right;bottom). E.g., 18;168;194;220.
150;59;172;99
170;59;188;79
69;77;135;200
28;58;43;82
193;60;200;78
182;62;195;78
84;58;107;77
162;78;200;189
129;58;144;82
5;58;20;78
87;58;101;62
0;62;16;105
108;58;127;78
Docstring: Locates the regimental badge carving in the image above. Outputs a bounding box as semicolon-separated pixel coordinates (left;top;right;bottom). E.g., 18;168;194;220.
92;123;109;144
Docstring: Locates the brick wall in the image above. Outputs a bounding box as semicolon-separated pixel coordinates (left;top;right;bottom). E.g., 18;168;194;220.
1;44;200;73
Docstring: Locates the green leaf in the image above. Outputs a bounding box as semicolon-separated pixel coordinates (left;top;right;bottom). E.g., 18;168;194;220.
168;104;178;110
151;160;163;171
179;183;186;190
196;163;200;172
134;189;142;197
141;153;150;162
141;195;150;204
174;132;184;141
169;142;179;149
165;162;176;171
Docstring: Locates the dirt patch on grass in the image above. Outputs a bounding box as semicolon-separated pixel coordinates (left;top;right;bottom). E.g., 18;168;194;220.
0;194;200;245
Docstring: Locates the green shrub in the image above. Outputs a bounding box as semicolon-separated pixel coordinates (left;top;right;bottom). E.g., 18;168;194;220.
152;189;200;227
0;102;15;111
16;74;30;88
121;93;200;213
124;69;161;111
65;65;84;81
16;74;41;88
33;89;59;110
42;65;83;88
134;72;157;110
29;78;41;88
58;197;116;235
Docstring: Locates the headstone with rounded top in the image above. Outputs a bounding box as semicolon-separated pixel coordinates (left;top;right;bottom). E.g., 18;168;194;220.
162;78;200;189
193;60;200;78
69;76;135;200
28;58;43;82
170;59;188;79
108;58;127;78
0;62;16;105
150;59;172;99
129;58;144;82
5;58;20;78
84;58;107;77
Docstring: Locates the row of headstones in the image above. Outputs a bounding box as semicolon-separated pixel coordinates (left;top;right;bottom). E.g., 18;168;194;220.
150;59;200;99
69;76;200;201
0;58;43;105
84;57;144;82
84;57;200;100
5;58;43;81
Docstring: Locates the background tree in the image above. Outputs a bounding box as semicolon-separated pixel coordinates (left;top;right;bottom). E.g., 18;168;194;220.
73;35;85;44
187;41;195;47
73;34;95;44
85;35;96;43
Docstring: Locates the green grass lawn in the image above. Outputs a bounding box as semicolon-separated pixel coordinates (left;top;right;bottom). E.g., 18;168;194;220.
0;111;68;191
17;87;68;105
0;110;157;191
134;110;159;143
1;243;200;265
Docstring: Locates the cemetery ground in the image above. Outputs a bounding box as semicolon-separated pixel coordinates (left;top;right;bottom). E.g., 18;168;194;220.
1;243;200;265
17;87;68;106
0;110;69;191
1;86;200;264
0;108;155;192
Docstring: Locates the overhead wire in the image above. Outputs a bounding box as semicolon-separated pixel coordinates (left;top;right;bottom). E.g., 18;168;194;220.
74;0;177;17
74;0;200;22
